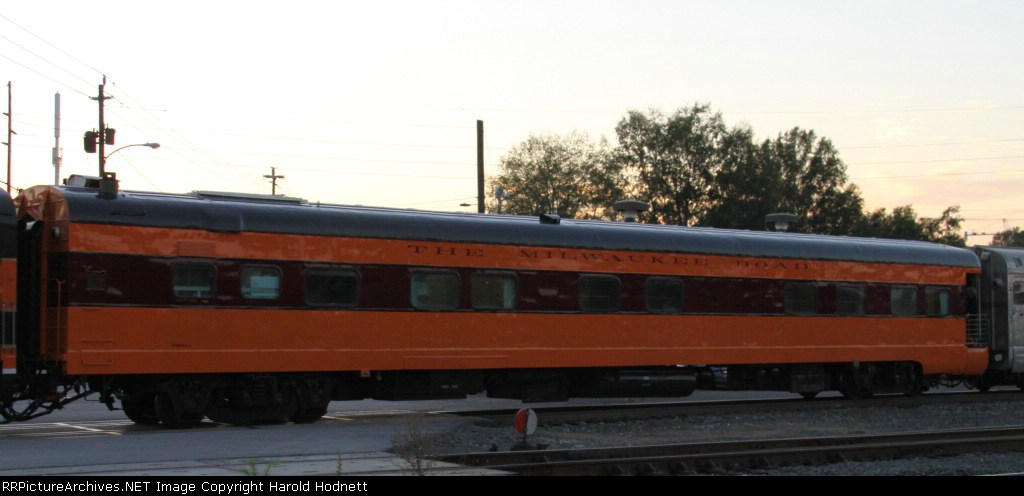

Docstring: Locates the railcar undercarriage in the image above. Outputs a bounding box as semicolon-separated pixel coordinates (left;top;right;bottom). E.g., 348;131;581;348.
0;361;1005;427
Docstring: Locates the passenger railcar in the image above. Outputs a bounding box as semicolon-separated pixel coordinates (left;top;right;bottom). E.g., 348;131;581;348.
0;175;996;426
969;246;1024;390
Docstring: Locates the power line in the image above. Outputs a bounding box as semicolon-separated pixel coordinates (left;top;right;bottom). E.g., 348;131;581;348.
0;32;96;88
389;196;477;208
848;155;1024;166
0;13;104;77
851;168;1024;180
167;147;478;166
17;111;508;153
0;52;90;98
843;138;1024;150
131;128;486;150
118;154;160;191
12;143;476;180
104;78;252;190
726;105;1024;115
112;105;476;129
228;163;474;181
13;141;481;169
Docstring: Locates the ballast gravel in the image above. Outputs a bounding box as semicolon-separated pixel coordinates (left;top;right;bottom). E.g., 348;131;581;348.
437;395;1024;475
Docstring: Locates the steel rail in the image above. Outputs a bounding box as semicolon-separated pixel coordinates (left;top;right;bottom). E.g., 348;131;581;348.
436;425;1024;475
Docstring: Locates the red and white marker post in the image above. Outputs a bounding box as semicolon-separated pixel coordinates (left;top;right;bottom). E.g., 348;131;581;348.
513;408;538;447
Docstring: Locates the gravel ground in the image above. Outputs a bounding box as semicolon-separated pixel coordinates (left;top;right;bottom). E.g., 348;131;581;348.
437;396;1024;475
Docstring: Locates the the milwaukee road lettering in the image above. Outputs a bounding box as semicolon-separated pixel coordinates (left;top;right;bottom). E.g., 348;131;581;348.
519;248;709;266
404;242;814;279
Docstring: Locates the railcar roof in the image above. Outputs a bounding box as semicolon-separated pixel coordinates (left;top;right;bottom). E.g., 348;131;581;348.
57;186;979;268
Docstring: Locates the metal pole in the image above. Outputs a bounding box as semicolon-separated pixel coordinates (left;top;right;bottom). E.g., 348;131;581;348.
92;76;110;176
53;92;60;186
98;78;105;175
5;82;11;193
476;120;484;213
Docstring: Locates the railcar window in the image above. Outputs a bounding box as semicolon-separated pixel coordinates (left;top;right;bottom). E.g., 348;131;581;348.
836;285;866;315
172;263;216;299
1013;281;1024;306
306;268;359;307
891;286;919;316
646;278;684;313
471;274;516;310
784;283;817;314
925;288;952;316
86;270;107;292
241;266;282;300
411;272;460;310
579;275;620;311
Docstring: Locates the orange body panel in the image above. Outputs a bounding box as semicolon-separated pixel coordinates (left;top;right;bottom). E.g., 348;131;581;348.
0;258;15;309
0;258;15;369
69;223;976;284
1;346;14;374
63;307;984;377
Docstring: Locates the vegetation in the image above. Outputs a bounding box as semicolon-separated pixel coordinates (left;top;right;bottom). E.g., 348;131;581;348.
390;413;442;476
992;227;1024;248
488;103;965;246
486;131;622;219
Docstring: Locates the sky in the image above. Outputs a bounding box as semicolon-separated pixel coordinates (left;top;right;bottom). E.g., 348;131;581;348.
1;1;1021;244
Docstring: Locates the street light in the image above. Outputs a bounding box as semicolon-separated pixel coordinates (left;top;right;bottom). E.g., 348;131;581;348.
104;142;160;163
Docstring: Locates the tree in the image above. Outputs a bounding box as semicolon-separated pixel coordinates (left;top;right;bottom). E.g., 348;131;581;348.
854;205;966;247
704;127;865;235
487;132;622;219
918;206;967;247
614;105;734;226
992;227;1024;247
490;102;967;248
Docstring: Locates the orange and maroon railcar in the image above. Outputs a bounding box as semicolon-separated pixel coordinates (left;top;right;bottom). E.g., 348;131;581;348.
0;177;991;426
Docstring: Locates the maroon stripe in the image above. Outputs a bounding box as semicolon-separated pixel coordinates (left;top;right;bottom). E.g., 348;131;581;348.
58;253;966;316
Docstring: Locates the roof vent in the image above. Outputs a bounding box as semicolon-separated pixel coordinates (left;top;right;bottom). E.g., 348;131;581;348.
539;213;561;225
98;172;119;200
65;174;102;189
766;213;799;232
192;191;307;205
613;200;649;222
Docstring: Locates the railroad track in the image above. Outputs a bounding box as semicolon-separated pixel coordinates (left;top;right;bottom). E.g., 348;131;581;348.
438;390;1024;426
435;425;1024;475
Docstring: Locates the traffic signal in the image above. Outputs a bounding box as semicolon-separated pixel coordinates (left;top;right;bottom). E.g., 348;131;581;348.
83;130;98;153
104;127;115;145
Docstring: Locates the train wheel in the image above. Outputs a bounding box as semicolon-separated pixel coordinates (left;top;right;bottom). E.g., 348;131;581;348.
121;397;159;425
289;381;329;424
179;412;204;427
154;392;189;428
290;406;327;424
838;370;871;400
901;363;923;397
965;376;991;393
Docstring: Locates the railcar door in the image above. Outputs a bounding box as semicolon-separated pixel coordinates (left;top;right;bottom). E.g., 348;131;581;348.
15;219;42;370
0;192;16;396
1010;277;1024;372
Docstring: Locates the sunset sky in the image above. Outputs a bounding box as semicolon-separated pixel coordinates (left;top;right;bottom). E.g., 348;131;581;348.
1;1;1021;243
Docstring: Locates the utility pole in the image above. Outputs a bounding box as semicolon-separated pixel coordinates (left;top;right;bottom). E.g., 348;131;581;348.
264;167;284;195
3;82;13;193
53;92;61;186
90;76;113;176
476;120;484;213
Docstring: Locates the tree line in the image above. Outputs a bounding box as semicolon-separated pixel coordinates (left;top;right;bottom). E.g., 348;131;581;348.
487;103;1002;247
